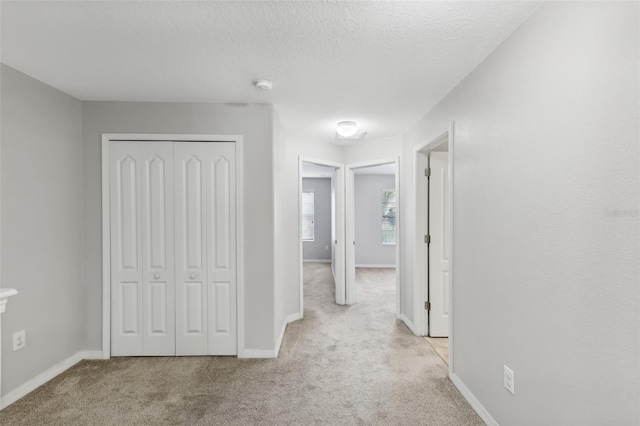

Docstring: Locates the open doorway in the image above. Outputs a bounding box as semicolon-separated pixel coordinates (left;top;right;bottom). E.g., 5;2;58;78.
299;158;345;313
414;129;452;368
345;158;400;318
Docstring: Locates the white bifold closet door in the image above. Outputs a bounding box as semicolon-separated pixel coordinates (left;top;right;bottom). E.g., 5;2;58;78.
110;141;175;356
174;142;237;356
110;141;236;356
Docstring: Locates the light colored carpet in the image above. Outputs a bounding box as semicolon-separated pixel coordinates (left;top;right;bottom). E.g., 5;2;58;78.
0;264;482;425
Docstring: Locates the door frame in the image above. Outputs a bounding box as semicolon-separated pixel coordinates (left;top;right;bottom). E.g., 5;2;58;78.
101;133;244;359
298;156;346;308
345;157;401;317
413;123;454;374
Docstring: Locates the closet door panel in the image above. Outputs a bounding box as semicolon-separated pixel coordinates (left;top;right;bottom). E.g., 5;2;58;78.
110;144;143;356
206;144;237;355
175;148;208;355
110;141;174;356
175;142;237;356
141;145;175;355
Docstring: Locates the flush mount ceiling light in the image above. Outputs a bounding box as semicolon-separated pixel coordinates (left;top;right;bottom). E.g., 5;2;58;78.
336;121;358;137
254;79;273;91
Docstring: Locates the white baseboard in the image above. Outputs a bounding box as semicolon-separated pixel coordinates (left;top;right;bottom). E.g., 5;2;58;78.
1;351;87;409
355;264;396;268
275;312;302;357
450;372;498;426
240;349;277;358
241;312;303;359
400;314;419;336
303;259;331;263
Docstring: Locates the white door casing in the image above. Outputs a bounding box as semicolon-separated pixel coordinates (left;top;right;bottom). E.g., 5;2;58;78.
299;157;346;308
345;158;400;311
428;151;450;337
110;141;175;356
174;142;237;356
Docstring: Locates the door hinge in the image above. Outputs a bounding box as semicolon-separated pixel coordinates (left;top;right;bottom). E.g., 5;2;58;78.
424;235;431;244
424;301;431;310
424;167;431;177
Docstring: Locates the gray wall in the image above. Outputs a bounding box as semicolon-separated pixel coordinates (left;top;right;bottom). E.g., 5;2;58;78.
302;178;331;261
273;108;295;342
81;101;276;352
1;65;84;396
269;122;343;321
354;174;396;266
402;2;638;424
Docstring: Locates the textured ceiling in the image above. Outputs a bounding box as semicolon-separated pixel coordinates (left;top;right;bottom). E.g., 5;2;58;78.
1;1;540;144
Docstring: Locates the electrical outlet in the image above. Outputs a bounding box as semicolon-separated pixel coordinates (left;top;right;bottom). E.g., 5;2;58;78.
504;365;515;395
324;245;329;251
13;330;26;351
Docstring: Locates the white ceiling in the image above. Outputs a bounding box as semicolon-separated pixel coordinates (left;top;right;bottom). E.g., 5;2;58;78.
1;1;540;145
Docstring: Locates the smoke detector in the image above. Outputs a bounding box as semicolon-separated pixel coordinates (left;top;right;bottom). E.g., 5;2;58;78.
254;79;273;91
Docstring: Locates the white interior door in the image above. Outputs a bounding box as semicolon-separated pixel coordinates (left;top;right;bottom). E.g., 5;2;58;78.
333;167;346;305
345;167;356;305
428;152;450;337
174;142;237;356
110;141;175;356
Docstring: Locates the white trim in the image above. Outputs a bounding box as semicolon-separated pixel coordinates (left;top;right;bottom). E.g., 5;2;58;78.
450;373;498;426
287;312;303;323
412;124;455;376
447;123;455;376
242;312;302;359
0;351;102;409
236;138;246;358
299;156;346;308
399;314;419;335
355;264;396;268
241;349;277;359
101;134;245;358
303;259;331;263
101;137;110;359
274;312;303;357
345;157;400;319
298;159;304;314
274;318;287;356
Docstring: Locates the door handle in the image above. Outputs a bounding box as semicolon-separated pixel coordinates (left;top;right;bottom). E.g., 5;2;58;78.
153;274;160;279
190;273;197;279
